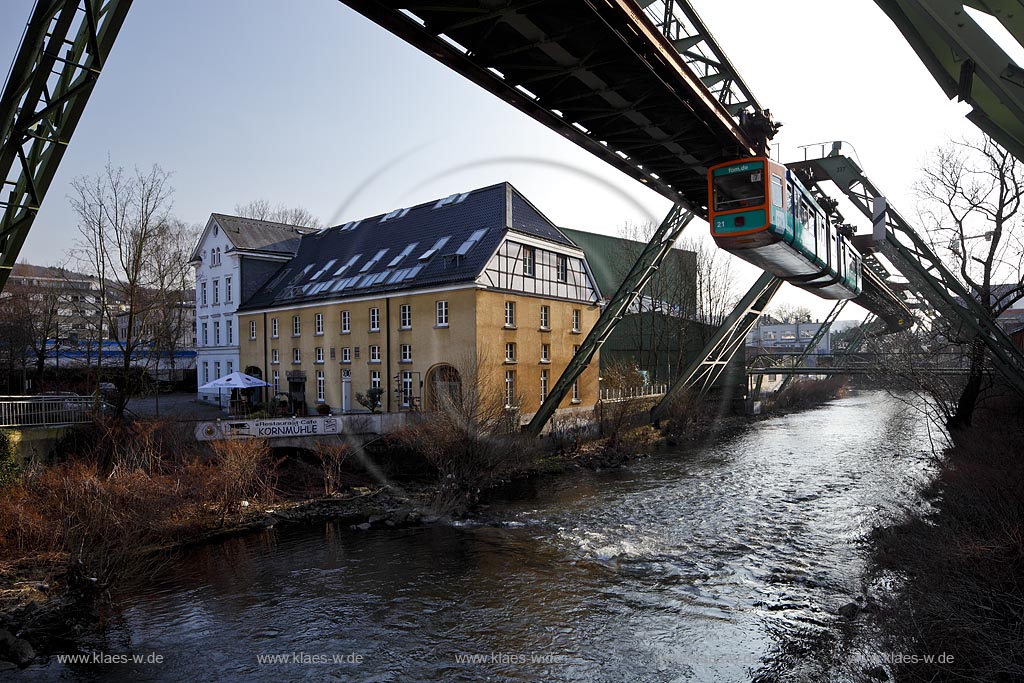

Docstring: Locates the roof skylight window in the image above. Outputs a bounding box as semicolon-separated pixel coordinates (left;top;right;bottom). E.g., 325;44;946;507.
434;192;470;209
419;236;450;261
455;228;488;256
387;242;418;268
333;253;361;276
310;259;337;281
380;207;411;223
339;220;362;231
360;249;388;272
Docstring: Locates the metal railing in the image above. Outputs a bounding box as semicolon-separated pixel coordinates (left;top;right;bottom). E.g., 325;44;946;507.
599;384;668;403
0;396;101;428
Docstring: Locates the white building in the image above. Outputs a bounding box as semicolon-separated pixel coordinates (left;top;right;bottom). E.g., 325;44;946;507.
191;214;312;405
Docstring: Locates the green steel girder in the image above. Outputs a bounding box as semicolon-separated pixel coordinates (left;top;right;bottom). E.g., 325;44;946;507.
874;0;1024;163
525;204;695;436
775;298;848;394
651;271;781;422
0;0;133;292
795;152;1024;397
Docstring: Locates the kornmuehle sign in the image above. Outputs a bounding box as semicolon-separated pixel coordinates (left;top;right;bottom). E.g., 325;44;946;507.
195;416;341;441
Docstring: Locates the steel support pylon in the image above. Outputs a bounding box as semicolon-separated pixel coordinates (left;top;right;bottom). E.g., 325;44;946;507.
0;0;133;292
776;299;848;394
525;204;696;436
651;271;782;422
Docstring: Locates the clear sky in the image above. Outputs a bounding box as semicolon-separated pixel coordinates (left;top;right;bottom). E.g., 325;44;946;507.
0;0;981;319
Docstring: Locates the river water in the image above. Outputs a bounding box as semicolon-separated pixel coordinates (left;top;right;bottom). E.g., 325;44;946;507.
22;391;939;682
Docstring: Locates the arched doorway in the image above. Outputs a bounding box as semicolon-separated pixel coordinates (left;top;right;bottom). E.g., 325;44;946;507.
426;364;462;412
244;366;264;410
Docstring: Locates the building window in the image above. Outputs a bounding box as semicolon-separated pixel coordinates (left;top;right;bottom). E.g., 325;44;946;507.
505;370;516;408
541;343;550;363
226;320;233;345
369;345;381;363
572;309;581;333
271;317;278;338
214;321;220;345
504;301;516;328
214;361;221;379
353;346;360;359
540;369;549;402
213;279;219;305
249;320;257;340
316;370;325;403
315;347;324;364
341;310;350;334
293;348;301;364
202;322;208;346
523;246;535;276
273;370;280;393
369;307;380;332
540;305;550;330
227;361;233;375
436;300;448;327
505;342;516;363
400;344;412;363
401;371;413;407
201;282;207;306
399;304;411;329
203;361;209;384
370;370;381;390
572;379;580;402
557;255;568;282
315;313;324;335
341;347;351;363
292;316;301;336
225;276;232;303
272;348;279;364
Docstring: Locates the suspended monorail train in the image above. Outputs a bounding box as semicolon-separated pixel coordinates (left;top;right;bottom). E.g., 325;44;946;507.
708;157;862;299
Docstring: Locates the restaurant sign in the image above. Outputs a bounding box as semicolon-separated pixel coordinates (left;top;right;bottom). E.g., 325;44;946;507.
195;416;341;441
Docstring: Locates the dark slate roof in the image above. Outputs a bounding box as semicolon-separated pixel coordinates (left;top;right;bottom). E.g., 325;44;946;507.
212;214;313;254
239;182;577;311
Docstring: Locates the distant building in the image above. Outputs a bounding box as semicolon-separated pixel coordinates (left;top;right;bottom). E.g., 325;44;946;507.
235;182;602;420
5;263;106;341
191;214;312;404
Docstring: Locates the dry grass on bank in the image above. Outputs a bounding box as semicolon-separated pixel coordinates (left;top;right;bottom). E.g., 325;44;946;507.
866;416;1024;682
767;376;848;412
0;421;276;589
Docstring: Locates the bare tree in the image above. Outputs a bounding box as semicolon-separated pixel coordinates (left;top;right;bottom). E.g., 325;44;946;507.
68;163;178;415
916;136;1024;429
767;303;813;324
233;199;322;228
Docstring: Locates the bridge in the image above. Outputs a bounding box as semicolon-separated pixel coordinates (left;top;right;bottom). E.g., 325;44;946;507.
2;1;1022;436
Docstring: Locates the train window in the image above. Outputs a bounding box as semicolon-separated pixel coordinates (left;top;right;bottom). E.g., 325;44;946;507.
771;175;783;207
712;165;766;211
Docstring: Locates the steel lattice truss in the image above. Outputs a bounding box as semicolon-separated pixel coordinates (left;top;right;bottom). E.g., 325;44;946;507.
793;152;1024;397
774;298;849;394
875;0;1024;163
0;0;133;291
651;271;782;422
638;0;763;116
525;204;695;435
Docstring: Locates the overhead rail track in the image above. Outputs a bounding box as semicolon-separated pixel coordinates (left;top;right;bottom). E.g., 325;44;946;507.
791;150;1024;397
874;0;1024;162
338;0;770;212
0;0;134;291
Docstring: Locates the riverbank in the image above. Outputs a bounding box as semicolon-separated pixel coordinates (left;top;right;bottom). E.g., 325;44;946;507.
0;384;843;669
855;408;1024;682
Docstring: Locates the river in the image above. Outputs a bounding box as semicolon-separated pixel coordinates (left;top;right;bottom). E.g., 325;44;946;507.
22;391;939;682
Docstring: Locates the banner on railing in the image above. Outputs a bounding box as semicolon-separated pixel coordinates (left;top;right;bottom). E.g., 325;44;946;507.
195;416;341;441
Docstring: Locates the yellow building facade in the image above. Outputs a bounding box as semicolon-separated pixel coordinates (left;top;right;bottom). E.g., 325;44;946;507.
235;182;603;421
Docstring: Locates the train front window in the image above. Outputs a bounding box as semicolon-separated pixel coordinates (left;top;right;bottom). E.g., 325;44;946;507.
713;165;766;212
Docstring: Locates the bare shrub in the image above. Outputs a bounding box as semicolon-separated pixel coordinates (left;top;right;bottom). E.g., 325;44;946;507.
209;438;275;524
548;412;595;456
312;440;351;495
658;387;701;442
768;376;848;412
398;351;536;515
